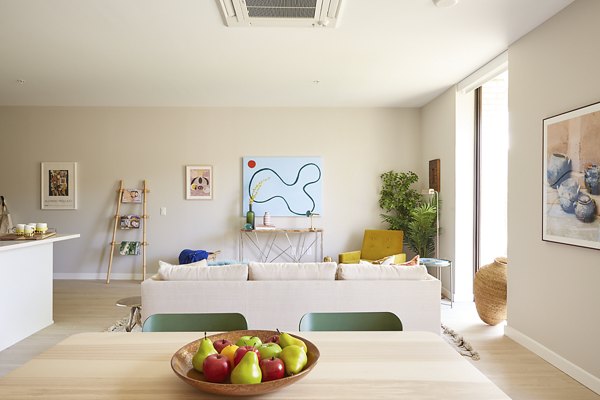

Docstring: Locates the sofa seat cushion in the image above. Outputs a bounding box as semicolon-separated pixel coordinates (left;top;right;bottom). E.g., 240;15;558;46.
156;260;248;281
248;262;337;280
337;263;429;280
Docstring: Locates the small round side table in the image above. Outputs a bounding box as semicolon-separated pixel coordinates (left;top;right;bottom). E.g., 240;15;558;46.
116;296;142;332
420;258;453;308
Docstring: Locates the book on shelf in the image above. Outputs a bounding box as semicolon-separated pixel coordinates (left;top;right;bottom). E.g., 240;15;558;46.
254;224;277;230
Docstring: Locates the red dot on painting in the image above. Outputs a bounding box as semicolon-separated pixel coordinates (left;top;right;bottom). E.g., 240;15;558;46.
248;160;256;168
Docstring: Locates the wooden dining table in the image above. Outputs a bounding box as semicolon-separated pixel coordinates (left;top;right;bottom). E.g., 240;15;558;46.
0;331;511;399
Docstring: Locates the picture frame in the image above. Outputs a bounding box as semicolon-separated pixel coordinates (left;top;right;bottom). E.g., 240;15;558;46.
542;101;600;250
122;189;142;203
41;162;77;210
186;165;213;200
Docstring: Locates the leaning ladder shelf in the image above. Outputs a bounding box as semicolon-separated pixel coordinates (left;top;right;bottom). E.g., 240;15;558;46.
106;180;149;284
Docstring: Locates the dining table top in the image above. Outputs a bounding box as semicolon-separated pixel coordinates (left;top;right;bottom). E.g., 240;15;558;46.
0;331;510;399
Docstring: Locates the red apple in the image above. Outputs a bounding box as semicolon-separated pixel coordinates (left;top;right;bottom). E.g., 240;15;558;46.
260;357;285;382
265;334;280;345
213;338;233;353
233;346;261;366
202;354;231;383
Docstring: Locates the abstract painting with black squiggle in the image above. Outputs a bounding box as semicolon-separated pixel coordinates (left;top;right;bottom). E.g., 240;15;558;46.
242;157;323;217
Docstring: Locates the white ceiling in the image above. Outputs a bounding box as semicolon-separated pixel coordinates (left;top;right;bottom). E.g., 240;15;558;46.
0;0;573;107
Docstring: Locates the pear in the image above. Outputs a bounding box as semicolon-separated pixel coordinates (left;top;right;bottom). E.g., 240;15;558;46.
192;333;217;373
230;351;262;384
279;344;307;376
278;331;307;353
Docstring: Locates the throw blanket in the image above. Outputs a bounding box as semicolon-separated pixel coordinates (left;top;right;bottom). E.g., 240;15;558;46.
120;241;141;255
178;249;209;264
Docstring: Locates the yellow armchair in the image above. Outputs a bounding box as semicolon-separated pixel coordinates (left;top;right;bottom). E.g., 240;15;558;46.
338;229;406;264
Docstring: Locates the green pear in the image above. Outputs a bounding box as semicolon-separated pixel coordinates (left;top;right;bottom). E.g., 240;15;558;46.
279;344;307;375
192;334;217;373
278;331;307;353
230;351;262;384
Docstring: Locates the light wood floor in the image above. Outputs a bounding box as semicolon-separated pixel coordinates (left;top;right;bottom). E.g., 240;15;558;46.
0;280;598;400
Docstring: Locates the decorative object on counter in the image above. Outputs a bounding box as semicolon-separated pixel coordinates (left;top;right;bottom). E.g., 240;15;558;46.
0;196;13;234
306;210;320;231
186;165;213;200
35;222;48;233
107;179;149;283
41;162;78;210
557;178;579;213
263;211;272;226
575;193;596;222
584;164;599;195
546;153;571;188
246;203;255;230
474;256;507;326
543;100;600;251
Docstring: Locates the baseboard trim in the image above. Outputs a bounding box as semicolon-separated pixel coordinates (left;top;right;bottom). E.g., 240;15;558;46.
505;325;600;395
53;273;144;280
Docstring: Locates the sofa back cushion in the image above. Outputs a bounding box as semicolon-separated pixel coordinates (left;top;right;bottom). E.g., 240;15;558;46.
337;263;428;280
249;262;337;280
157;260;248;281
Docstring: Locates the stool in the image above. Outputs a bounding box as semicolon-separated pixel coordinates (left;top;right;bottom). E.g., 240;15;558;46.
116;296;142;332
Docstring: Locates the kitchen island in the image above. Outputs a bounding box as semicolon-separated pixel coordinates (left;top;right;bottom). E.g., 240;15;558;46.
0;234;79;351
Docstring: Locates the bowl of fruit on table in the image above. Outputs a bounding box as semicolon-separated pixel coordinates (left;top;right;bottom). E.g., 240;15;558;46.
171;329;320;396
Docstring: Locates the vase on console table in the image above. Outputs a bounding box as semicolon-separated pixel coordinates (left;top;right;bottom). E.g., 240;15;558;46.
246;203;255;230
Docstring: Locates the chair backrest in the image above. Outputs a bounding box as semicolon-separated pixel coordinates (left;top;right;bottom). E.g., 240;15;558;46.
142;313;248;332
299;312;403;332
361;229;404;260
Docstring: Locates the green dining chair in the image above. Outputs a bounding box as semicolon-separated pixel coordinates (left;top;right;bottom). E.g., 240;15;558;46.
142;312;248;332
299;311;403;332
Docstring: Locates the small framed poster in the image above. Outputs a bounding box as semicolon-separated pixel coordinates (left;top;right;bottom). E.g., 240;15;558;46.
41;162;77;210
186;165;213;200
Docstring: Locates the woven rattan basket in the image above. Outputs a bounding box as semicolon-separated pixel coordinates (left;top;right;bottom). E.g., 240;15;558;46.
474;257;507;326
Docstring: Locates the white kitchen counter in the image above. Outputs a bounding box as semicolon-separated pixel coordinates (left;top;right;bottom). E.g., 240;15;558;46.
0;234;80;351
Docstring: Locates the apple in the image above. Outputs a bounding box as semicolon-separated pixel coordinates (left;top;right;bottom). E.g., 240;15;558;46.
260;357;285;382
265;334;280;345
213;338;233;353
236;335;262;347
202;354;231;383
234;346;261;366
258;342;282;360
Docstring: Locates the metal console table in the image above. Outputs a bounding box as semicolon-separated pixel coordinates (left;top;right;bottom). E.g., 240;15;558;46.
239;228;323;263
420;258;453;308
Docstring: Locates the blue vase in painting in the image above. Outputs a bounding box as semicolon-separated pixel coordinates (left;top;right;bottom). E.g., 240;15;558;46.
557;178;579;213
547;153;571;189
575;193;596;223
584;164;600;195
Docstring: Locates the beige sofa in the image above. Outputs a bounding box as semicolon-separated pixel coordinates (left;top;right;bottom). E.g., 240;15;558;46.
141;261;441;334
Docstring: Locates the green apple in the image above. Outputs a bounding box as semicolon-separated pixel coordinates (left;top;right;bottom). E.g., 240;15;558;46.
279;344;307;375
236;335;262;347
257;342;282;360
230;351;262;384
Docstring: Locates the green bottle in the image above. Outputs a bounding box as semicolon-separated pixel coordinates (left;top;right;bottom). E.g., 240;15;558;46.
246;203;255;229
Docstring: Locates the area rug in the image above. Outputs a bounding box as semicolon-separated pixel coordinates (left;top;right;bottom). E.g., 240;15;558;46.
105;317;480;360
441;324;480;360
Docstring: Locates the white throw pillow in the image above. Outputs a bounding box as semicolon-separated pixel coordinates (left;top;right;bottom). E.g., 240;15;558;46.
337;263;429;280
248;262;337;280
156;260;248;281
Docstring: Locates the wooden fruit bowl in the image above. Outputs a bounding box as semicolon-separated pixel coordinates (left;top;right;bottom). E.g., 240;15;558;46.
171;330;320;397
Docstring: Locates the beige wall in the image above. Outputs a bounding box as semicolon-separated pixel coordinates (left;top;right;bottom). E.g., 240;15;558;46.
0;107;421;278
507;0;600;385
420;87;457;299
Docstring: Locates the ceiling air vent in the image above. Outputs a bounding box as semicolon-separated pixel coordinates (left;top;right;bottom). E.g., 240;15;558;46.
216;0;343;28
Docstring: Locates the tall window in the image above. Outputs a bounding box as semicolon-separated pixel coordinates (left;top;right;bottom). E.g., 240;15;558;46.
475;71;508;270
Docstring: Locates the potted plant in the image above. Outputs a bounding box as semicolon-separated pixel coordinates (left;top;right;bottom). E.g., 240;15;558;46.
379;170;438;257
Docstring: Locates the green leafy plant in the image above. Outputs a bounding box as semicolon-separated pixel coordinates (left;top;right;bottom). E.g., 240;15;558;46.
378;171;422;233
406;199;438;258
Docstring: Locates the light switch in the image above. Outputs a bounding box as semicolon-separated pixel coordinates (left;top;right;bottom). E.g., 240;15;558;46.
160;207;167;216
